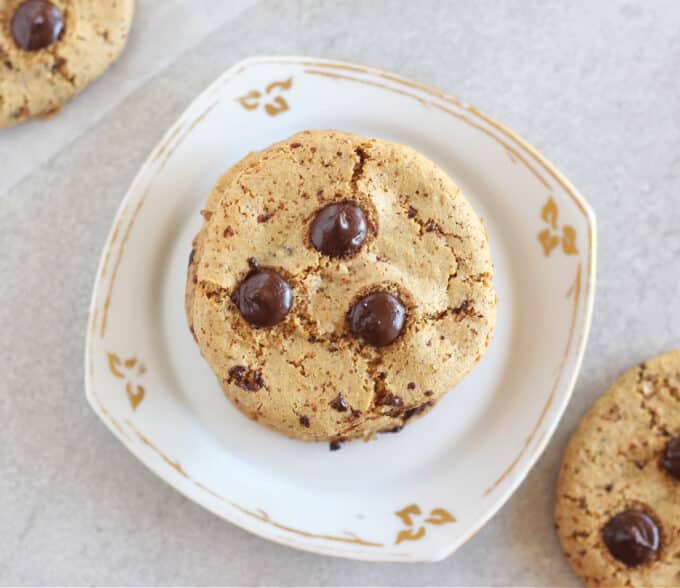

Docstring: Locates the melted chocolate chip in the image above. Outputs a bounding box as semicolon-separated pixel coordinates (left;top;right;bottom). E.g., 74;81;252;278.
348;291;406;347
603;509;660;567
11;0;64;51
662;436;680;480
330;395;348;412
228;366;264;391
233;267;293;327
310;201;367;257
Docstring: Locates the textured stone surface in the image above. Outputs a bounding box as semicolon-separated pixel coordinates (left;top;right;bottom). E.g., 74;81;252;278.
0;0;679;584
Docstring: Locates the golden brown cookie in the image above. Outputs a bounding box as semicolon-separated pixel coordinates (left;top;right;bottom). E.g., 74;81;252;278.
0;0;134;128
555;350;680;587
186;130;496;443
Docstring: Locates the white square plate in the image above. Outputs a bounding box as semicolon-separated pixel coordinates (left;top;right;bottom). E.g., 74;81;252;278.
85;56;596;561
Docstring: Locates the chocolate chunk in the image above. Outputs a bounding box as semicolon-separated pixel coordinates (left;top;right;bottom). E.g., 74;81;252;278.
330;395;348;412
662;436;680;480
603;509;660;567
329;441;341;451
379;393;403;407
11;0;64;51
348;291;406;347
403;401;433;421
234;267;293;327
382;425;403;434
228;366;263;391
299;415;310;428
310;201;367;257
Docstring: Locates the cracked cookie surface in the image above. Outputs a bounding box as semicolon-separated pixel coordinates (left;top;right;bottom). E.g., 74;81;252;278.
555;350;680;587
186;130;496;442
0;0;134;128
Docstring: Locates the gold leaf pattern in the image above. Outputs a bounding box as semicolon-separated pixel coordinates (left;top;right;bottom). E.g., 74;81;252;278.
236;90;261;110
107;352;125;378
108;352;146;410
236;77;293;117
541;197;559;229
538;228;560;256
394;504;455;544
396;526;426;544
125;382;145;410
425;508;456;525
562;225;578;255
395;503;421;526
264;95;289;116
538;198;578;257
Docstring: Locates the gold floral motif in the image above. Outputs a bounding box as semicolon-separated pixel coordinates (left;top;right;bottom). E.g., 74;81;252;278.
394;504;456;544
538;197;578;257
107;352;146;410
236;77;293;116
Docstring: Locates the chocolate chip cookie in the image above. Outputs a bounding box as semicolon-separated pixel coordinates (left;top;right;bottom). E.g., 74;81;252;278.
555;350;680;587
186;130;496;443
0;0;134;128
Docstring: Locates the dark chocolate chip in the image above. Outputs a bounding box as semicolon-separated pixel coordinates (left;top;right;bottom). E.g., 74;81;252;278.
330;395;348;412
403;401;433;421
603;509;660;567
299;415;310;428
348;291;406;347
379;393;403;407
11;0;64;51
662;436;680;480
310;201;367;257
234;267;293;327
227;366;264;391
382;425;403;434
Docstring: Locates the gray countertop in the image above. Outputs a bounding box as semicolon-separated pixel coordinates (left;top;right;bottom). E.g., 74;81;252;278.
1;1;679;585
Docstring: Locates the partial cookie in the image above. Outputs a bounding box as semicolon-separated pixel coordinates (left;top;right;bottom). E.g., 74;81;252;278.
0;0;134;128
555;350;680;587
186;130;496;443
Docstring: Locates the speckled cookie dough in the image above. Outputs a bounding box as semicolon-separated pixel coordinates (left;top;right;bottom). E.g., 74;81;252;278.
0;0;134;128
186;130;496;443
555;350;680;587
